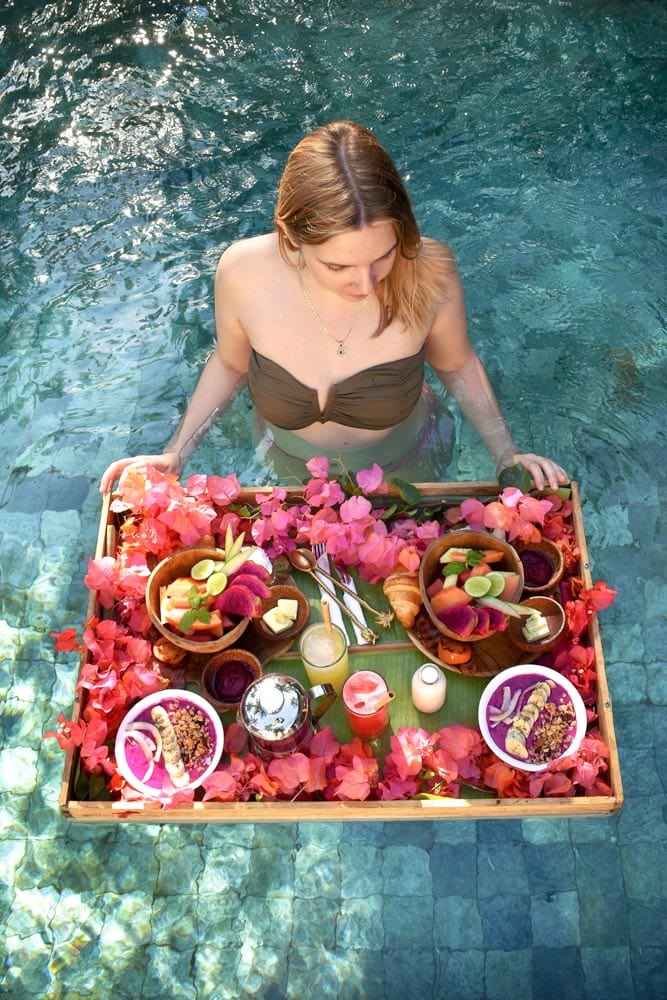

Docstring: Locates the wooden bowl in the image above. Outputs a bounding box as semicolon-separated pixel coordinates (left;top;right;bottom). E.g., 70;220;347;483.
507;596;566;653
145;547;250;654
513;539;565;595
419;530;524;643
249;585;310;643
200;649;263;712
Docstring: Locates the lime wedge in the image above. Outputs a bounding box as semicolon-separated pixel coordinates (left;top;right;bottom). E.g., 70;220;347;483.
463;575;492;598
206;571;228;596
485;571;506;598
191;558;215;581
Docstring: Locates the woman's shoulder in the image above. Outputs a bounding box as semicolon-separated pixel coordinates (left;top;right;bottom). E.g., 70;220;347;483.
216;233;280;282
418;236;458;273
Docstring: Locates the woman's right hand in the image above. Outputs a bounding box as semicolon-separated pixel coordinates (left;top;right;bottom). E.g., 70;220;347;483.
99;452;181;494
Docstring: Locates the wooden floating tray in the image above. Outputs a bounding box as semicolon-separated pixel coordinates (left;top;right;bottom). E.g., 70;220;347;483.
59;481;623;823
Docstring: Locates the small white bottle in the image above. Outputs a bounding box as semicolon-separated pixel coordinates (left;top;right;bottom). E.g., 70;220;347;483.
411;663;447;713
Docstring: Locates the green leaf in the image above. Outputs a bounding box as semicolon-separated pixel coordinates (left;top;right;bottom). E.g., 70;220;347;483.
88;774;111;800
388;477;422;506
466;549;485;567
188;585;203;608
179;606;211;634
443;561;465;577
498;463;533;492
379;503;399;521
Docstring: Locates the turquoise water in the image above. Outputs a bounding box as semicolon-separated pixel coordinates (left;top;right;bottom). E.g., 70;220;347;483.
1;1;666;998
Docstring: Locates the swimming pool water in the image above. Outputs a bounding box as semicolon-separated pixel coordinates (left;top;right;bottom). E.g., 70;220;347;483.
1;2;665;998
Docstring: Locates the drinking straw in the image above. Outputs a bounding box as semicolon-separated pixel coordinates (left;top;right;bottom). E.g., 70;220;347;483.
321;600;334;637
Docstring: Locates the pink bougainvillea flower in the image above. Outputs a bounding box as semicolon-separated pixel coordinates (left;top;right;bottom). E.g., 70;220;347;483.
306;456;330;481
51;629;84;653
44;713;86;750
356;463;388;494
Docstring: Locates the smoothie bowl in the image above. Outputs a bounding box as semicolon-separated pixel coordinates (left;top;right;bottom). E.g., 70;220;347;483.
478;665;587;772
115;690;224;796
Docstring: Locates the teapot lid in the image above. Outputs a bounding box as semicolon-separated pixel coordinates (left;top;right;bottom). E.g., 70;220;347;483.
239;674;308;741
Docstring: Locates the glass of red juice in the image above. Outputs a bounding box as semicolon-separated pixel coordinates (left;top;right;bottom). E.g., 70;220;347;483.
342;670;390;740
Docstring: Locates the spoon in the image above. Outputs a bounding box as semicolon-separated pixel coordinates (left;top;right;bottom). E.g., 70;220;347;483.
288;549;394;628
288;550;379;643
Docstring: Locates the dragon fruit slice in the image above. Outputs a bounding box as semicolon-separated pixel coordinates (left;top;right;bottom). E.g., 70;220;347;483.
229;562;269;581
471;606;491;638
215;585;260;619
485;606;508;633
437;604;478;638
226;573;271;599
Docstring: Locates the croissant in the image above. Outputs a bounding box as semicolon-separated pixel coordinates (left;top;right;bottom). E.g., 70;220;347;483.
382;572;422;629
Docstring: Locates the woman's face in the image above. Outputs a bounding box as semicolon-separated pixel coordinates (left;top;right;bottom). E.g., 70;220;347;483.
298;222;398;302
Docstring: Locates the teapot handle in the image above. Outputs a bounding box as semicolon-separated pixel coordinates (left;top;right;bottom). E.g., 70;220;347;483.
308;683;337;723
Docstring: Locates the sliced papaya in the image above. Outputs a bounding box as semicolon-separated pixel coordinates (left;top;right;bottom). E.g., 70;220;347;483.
430;585;473;614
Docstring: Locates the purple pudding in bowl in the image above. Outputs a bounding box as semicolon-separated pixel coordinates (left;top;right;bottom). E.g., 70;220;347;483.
201;649;263;712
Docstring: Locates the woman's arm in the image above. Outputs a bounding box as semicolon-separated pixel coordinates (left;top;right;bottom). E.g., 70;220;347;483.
424;266;568;491
99;247;252;492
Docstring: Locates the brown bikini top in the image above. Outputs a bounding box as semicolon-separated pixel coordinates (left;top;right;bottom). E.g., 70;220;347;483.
247;346;426;430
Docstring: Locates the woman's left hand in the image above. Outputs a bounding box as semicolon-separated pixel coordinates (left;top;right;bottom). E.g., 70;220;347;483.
505;453;570;492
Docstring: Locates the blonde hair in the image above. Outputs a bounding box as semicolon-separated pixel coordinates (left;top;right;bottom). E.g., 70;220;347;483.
274;121;454;334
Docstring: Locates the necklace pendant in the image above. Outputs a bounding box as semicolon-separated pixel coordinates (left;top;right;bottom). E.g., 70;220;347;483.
337;344;346;357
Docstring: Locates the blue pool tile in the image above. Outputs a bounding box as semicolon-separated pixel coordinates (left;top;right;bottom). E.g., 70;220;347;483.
193;946;242;1000
336;894;384;950
477;842;529;897
431;843;478;898
531;890;581;948
620;843;667;899
476;819;524;844
479;893;531;950
294;843;341;899
384;820;434;849
630;946;667;1000
525;841;577;893
578;892;630;947
617;795;667;845
485;949;533;1000
383;948;435;998
531;946;585;1000
235;944;289;999
522;817;572;844
287;947;385;1000
383;894;434;949
432;820;478;844
245;847;295;898
628;899;667;949
382;844;432;895
339;841;385;898
291;896;339;950
434;896;484;950
581;946;634;1000
574;841;625;893
196;892;244;949
435;948;485;1000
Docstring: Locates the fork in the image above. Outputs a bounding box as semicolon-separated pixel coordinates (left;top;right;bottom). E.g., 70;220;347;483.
312;544;394;632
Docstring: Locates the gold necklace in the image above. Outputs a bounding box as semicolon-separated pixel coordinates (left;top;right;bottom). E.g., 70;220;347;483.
299;271;370;357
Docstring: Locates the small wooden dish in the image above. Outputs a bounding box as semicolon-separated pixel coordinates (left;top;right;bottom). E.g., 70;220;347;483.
200;649;263;712
507;596;566;653
249;585;310;643
145;547;250;655
514;539;565;595
419;530;524;643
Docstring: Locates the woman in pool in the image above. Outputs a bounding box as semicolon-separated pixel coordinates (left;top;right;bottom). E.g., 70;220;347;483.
100;121;568;492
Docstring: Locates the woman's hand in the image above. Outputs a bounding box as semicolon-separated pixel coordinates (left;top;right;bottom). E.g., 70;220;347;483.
504;453;570;492
99;452;181;494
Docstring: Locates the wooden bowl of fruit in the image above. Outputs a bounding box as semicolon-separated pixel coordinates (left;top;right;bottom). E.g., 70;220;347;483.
145;541;272;655
419;531;524;642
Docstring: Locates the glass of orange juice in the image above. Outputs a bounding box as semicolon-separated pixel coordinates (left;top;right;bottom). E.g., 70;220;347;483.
299;623;349;694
